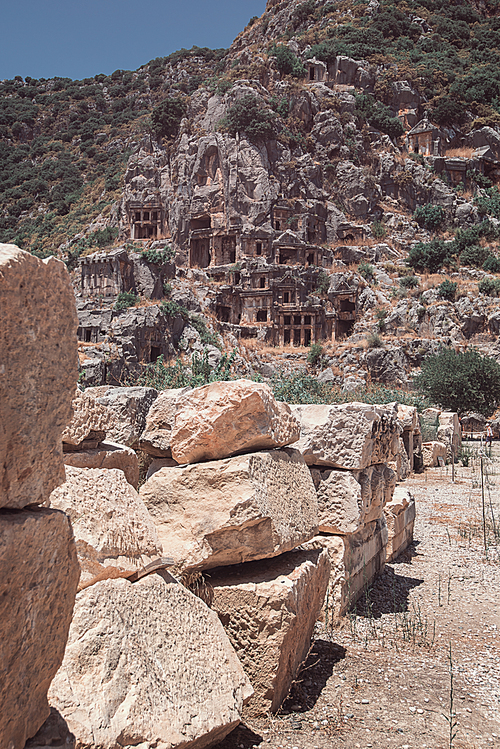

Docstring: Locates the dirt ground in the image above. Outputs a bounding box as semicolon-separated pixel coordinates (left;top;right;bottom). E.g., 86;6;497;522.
216;443;500;749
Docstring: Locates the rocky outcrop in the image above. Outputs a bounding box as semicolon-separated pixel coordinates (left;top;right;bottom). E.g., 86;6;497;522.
290;402;400;470
385;487;416;562
49;467;162;588
0;508;79;749
48;574;253;749
210;548;330;715
310;463;396;534
139;449;318;572
0;245;78;509
63;440;140;488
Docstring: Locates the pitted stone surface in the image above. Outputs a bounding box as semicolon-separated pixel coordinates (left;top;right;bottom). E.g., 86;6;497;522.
61;388;112;447
63;440;139;488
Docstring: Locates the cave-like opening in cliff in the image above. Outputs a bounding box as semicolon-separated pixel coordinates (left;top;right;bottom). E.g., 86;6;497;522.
336;319;355;338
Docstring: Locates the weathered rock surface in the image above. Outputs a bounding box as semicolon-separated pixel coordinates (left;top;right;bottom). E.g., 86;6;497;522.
61;388;112;447
422;440;447;467
310;463;396;534
63;440;139;488
48;574;253;748
139;449;318;571
210;548;330;715
139;387;192;457
437;411;461;461
170;379;301;464
385;486;416;562
88;386;158;447
290;402;400;470
0;507;79;749
0;245;78;508
49;467;162;588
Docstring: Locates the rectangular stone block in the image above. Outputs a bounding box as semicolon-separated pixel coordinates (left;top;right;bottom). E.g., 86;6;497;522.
385;487;416;562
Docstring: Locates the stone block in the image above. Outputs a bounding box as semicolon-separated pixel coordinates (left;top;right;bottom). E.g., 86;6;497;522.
437;411;461;461
0;245;78;508
89;385;158;447
210;548;330;715
63;440;139;488
49;466;162;589
139;449;318;572
139;387;192;457
385;487;416;562
61;388;111;448
48;574;253;749
290;402;400;470
422;440;447;467
310;463;395;534
0;508;79;749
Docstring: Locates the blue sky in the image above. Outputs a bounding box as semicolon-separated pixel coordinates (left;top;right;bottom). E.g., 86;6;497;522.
1;0;267;81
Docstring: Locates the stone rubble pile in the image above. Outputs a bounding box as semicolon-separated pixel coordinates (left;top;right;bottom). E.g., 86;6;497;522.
0;244;80;749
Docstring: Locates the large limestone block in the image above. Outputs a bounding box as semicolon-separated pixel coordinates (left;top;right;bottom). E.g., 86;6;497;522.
290;402;400;470
88;385;158;447
0;245;78;508
437;411;461;460
169;379;301;464
140;448;318;572
140;386;192;457
389;435;411;481
422;440;447;467
310;463;396;534
49;467;162;588
305;517;388;620
210;548;330;715
396;403;418;432
385;486;416;562
48;574;253;748
0;508;79;748
63;440;139;488
62;388;112;447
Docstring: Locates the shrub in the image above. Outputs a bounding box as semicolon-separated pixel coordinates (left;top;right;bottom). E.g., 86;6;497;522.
358;261;375;281
218;94;277;141
371;220;387;238
375;308;387;332
129;349;237;390
367;332;384;348
316;270;330;295
399;275;420;289
414;204;446;231
407;238;454;273
292;0;316;27
478;277;500;296
160;300;189;318
459;244;490;267
189;315;221;348
438;279;457;300
114;291;137;311
151;97;187;140
270;45;306;78
307;342;323;367
354;94;404;139
483;254;500;273
141;245;175;265
415;348;500;416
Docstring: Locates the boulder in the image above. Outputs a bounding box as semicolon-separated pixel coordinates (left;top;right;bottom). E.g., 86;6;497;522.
384;487;416;562
422;441;447;467
139;449;318;572
290;402;400;470
49;467;162;589
304;518;388;620
210;548;330;716
310;463;396;534
61;388;112;448
139;387;192;457
0;508;79;749
89;386;158;447
169;379;301;464
63;440;139;488
0;245;78;508
48;574;253;748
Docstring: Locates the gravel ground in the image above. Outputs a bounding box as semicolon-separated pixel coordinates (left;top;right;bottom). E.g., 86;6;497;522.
217;443;500;749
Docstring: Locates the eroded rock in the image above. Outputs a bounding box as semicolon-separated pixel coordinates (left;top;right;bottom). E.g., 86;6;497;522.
63;440;139;488
385;486;416;562
61;389;112;448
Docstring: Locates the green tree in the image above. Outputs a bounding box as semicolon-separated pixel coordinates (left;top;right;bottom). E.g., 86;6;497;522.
415;348;500;416
151;97;187;140
218;94;277;141
270;45;306;78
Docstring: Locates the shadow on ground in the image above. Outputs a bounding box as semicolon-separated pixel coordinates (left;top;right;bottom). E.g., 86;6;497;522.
351;565;424;619
281;639;347;713
216;724;263;749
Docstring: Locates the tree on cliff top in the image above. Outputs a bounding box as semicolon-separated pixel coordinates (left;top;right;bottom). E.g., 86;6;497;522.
218;94;277;142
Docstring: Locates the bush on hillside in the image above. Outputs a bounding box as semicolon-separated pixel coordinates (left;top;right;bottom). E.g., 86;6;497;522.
415;348;500;416
270;45;306;78
114;291;137;311
218;94;277;141
459;244;490;267
399;275;420;289
483;254;500;273
478;277;500;296
437;279;457;300
414;204;446;231
407;238;454;273
151;97;187;140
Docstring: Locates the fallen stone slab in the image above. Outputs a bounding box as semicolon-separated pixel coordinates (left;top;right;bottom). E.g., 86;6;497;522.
88;385;158;447
63;439;139;488
49;466;162;589
385;486;416;562
290;402;400;470
62;388;111;448
139;386;192;457
422;440;447;467
310;463;395;534
139;448;318;572
0;245;78;508
304;517;388;620
48;574;253;749
169;379;301;464
0;507;79;749
210;547;330;716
